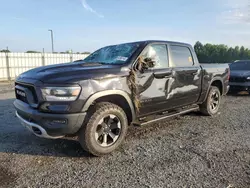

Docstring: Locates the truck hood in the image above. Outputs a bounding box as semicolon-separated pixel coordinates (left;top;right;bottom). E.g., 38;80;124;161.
230;70;250;77
16;61;130;83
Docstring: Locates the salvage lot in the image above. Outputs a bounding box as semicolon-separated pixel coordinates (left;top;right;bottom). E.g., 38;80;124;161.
0;84;250;188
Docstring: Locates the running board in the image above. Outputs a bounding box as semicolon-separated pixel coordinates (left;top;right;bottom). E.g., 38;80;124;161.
134;106;199;126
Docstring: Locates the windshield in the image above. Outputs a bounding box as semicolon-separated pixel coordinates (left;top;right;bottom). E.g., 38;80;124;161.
230;61;250;70
83;42;141;65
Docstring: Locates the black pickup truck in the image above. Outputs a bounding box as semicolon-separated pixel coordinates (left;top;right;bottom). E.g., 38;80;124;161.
14;40;230;156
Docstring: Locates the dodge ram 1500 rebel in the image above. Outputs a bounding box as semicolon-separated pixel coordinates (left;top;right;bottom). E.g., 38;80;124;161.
14;40;230;156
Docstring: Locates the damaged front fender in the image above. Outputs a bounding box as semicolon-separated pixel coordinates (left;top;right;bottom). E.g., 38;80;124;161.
79;78;136;121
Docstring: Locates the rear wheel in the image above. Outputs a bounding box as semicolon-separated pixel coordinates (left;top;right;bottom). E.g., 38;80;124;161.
199;86;221;116
78;102;128;156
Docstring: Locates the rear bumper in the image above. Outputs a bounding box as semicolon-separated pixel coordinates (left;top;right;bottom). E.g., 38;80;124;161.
14;99;86;138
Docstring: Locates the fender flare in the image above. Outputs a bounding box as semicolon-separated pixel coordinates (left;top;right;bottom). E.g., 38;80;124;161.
204;77;224;100
82;90;136;120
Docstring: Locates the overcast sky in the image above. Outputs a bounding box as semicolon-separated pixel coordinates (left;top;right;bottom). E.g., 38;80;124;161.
0;0;250;52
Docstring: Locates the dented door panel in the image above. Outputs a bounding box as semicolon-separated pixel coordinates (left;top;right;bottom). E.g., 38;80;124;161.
135;69;171;115
136;67;202;116
168;66;202;107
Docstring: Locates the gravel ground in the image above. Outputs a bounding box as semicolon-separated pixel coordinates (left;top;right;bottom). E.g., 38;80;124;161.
0;82;14;94
0;84;250;188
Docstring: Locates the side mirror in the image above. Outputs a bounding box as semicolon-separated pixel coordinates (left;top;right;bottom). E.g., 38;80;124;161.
144;57;156;68
136;57;156;73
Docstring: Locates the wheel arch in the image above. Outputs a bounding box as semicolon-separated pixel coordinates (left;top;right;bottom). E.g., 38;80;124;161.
210;78;223;95
82;90;136;124
201;77;224;104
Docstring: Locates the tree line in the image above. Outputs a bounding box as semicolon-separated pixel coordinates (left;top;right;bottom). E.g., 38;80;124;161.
194;41;250;63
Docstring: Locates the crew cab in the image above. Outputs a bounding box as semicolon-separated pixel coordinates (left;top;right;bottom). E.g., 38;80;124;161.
14;40;230;156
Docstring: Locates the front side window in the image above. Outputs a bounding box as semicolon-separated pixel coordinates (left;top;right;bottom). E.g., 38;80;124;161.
140;44;169;69
83;42;141;65
169;45;194;67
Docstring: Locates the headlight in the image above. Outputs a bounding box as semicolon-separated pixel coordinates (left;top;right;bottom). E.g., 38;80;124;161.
41;86;81;101
247;77;250;80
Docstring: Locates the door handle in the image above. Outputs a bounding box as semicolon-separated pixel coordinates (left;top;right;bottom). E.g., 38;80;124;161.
137;75;146;79
153;72;172;79
164;75;172;78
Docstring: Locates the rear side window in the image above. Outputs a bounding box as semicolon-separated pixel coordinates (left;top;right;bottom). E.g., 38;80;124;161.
169;45;194;67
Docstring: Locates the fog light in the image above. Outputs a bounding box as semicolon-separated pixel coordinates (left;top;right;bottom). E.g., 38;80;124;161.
32;127;42;135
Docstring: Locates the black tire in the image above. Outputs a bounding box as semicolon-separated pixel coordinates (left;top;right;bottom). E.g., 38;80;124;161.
199;86;221;116
78;102;128;156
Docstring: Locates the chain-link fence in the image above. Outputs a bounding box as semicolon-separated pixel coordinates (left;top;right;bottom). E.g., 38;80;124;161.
0;52;89;81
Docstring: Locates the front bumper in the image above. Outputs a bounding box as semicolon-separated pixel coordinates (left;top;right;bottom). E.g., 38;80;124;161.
229;82;250;92
14;99;86;138
16;112;63;139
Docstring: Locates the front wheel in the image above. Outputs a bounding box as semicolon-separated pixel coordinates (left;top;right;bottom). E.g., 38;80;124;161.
78;102;128;156
199;86;221;116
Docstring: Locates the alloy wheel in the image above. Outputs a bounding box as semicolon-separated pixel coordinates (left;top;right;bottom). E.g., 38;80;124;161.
95;114;121;147
210;91;220;111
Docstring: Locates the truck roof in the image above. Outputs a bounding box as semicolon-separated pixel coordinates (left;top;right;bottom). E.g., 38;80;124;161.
106;40;192;47
109;40;191;47
139;40;190;46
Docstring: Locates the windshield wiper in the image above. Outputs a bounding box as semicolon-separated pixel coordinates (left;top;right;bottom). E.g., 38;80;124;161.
73;59;83;63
